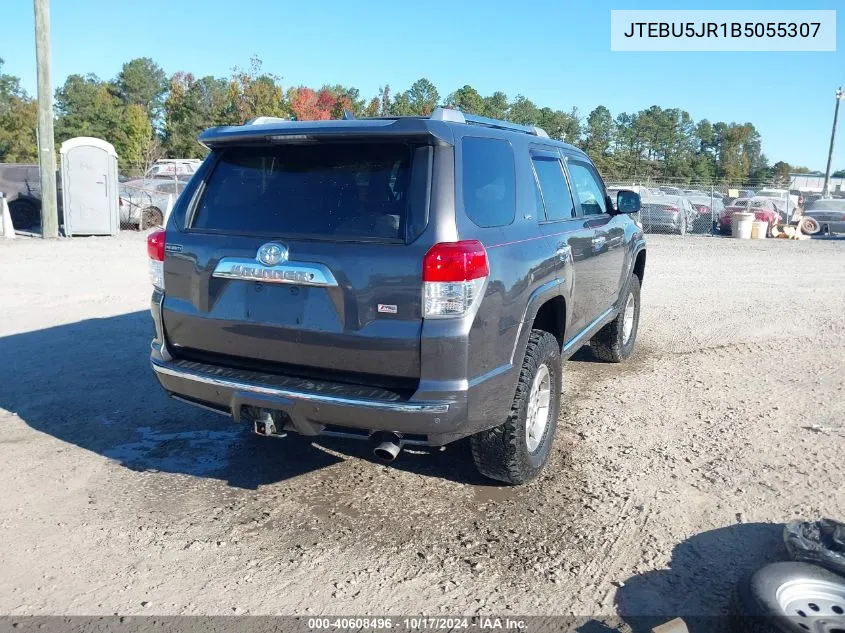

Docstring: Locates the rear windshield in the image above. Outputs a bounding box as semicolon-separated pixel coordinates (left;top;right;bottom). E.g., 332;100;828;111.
191;142;430;241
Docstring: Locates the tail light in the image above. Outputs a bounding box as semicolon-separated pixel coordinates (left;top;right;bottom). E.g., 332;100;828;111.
694;204;709;214
422;241;488;318
147;229;166;290
665;205;679;215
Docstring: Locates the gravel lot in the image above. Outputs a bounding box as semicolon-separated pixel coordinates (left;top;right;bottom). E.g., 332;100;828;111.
0;233;843;627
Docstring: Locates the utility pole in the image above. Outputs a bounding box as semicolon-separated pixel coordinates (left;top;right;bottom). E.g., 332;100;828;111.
33;0;59;238
822;87;844;199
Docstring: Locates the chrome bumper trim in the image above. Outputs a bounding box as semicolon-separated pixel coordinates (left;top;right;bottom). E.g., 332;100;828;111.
152;361;450;414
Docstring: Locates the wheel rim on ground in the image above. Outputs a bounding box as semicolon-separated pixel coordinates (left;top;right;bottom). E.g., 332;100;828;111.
622;291;636;344
775;577;845;627
525;364;551;453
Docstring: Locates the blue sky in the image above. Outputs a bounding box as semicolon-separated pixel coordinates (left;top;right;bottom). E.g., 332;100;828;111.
3;0;843;170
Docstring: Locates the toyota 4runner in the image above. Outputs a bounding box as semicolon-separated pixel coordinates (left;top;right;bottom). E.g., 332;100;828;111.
148;108;646;484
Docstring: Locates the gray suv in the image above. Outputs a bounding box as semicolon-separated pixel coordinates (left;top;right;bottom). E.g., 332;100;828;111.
148;108;646;484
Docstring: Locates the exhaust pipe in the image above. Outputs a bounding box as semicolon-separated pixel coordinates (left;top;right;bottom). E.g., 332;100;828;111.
372;433;402;462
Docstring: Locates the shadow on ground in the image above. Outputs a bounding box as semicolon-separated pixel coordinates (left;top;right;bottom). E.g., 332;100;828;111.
0;311;493;488
614;522;788;632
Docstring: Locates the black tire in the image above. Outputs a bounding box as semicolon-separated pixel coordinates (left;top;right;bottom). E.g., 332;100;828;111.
799;217;821;235
731;561;845;633
470;329;561;485
590;275;641;363
141;206;163;230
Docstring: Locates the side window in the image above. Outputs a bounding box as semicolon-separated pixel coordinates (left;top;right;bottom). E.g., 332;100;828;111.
462;137;516;227
532;154;574;222
567;160;608;216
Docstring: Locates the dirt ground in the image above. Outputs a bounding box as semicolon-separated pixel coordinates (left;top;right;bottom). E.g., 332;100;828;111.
0;233;843;626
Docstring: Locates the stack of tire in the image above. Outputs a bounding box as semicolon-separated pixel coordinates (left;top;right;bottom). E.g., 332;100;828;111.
732;519;845;632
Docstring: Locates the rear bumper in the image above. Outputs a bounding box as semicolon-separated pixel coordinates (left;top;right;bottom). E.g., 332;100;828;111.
151;352;473;445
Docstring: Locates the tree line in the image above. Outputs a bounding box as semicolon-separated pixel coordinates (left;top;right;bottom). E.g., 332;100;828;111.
0;55;834;184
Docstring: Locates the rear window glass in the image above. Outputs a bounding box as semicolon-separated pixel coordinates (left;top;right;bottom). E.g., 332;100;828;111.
461;137;515;227
532;155;573;222
191;143;429;241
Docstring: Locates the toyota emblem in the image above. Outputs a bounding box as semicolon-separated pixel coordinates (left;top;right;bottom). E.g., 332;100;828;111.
256;243;288;266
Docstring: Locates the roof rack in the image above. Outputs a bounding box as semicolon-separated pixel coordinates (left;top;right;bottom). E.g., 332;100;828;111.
338;108;550;138
429;107;550;139
246;116;290;125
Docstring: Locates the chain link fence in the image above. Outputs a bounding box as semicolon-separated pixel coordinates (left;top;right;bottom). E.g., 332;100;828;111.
605;178;806;237
118;178;187;231
0;163;191;235
0;163;834;238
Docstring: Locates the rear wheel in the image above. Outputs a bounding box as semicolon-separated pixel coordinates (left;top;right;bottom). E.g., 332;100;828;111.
470;329;561;485
590;275;641;363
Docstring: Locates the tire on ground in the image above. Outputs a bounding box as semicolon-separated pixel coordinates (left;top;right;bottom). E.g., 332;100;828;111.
470;329;561;485
799;217;821;235
730;561;845;633
590;274;641;363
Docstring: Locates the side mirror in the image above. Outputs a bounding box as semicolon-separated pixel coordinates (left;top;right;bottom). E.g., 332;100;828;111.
616;189;641;214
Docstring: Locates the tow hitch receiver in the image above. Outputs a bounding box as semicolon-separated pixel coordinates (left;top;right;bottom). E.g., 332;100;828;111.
253;410;285;438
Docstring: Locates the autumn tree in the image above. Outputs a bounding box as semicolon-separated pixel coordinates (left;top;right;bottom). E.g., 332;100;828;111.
288;87;332;120
225;56;286;124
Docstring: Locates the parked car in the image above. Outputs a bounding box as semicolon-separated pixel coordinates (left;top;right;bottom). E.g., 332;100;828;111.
755;188;799;221
638;194;696;234
0;163;64;232
146;108;647;484
145;159;202;179
607;185;657;210
718;198;779;235
119;178;189;229
686;195;725;233
803;198;845;235
660;186;684;196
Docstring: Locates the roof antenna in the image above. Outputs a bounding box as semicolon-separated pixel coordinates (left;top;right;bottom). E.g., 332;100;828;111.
342;110;355;120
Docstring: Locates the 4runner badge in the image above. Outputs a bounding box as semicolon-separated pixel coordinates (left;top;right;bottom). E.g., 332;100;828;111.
378;304;398;314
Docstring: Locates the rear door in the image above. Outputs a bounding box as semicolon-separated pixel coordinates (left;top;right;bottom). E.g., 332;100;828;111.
528;148;598;335
562;156;627;318
161;141;432;386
